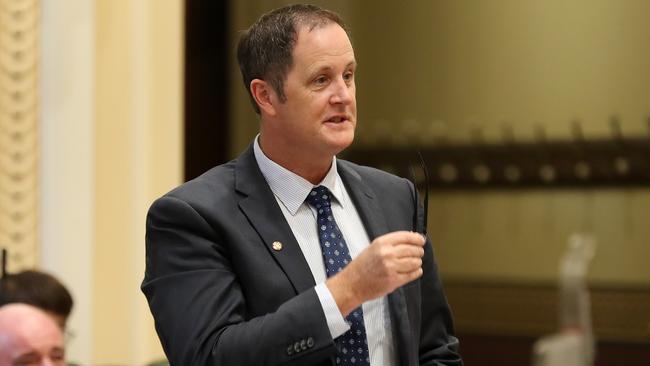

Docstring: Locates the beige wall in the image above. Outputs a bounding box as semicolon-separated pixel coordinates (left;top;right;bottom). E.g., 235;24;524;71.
94;1;183;363
351;0;649;141
40;0;95;362
41;0;182;364
429;189;650;285
230;1;650;285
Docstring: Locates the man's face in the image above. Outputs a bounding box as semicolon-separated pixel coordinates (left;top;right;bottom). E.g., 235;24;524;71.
0;305;65;366
1;332;65;366
272;22;357;159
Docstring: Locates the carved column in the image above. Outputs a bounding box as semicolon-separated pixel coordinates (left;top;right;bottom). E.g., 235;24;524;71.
0;0;39;271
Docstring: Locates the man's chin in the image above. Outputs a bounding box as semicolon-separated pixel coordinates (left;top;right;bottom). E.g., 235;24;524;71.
328;133;355;156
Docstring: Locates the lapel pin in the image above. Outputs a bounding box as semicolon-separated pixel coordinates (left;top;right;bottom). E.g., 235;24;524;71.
272;241;283;251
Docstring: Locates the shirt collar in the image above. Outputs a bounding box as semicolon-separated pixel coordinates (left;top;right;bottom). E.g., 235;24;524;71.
253;135;345;215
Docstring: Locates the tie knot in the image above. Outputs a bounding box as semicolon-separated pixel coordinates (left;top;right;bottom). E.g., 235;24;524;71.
306;186;332;208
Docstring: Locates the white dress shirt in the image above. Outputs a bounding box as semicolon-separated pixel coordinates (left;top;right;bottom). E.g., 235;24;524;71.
253;136;395;366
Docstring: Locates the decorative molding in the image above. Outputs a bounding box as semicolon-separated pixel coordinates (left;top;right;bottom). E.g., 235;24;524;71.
444;280;650;343
0;0;39;271
346;118;650;189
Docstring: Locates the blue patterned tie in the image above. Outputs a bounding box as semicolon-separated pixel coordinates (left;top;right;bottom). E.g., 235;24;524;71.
306;186;370;366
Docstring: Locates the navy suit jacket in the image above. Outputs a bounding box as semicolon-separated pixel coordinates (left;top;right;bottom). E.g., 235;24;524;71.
142;145;462;365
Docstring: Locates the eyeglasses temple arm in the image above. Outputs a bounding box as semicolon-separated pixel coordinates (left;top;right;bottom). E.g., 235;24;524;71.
417;151;429;238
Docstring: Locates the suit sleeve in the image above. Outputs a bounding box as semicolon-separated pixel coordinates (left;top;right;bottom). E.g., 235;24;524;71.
141;195;336;365
408;181;463;366
418;236;463;365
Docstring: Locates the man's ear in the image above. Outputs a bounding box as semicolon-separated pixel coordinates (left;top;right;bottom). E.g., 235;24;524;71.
250;79;277;116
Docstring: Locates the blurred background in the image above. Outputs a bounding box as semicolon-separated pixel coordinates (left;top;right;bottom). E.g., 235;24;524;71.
0;0;648;364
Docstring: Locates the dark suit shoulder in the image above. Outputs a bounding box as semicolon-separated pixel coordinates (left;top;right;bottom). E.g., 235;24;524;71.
145;159;243;232
162;159;237;204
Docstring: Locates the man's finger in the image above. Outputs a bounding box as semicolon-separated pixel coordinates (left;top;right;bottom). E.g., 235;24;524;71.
394;257;423;273
393;244;425;259
376;231;425;247
397;268;424;284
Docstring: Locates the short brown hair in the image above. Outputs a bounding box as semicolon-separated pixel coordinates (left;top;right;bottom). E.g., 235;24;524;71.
0;270;73;322
237;4;348;113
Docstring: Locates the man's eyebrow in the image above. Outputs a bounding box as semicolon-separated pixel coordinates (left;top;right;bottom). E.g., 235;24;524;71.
308;61;357;75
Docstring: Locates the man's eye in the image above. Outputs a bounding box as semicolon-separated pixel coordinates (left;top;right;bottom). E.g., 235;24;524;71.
314;76;328;85
50;348;65;364
343;72;354;82
14;358;38;366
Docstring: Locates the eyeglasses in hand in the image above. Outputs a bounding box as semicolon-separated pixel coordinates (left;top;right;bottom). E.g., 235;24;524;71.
409;152;429;239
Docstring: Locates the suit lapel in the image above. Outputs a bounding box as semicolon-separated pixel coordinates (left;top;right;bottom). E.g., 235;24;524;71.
234;146;316;294
337;162;389;240
338;161;415;366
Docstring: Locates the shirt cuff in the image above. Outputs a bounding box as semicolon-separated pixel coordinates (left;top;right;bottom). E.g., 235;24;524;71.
315;282;350;339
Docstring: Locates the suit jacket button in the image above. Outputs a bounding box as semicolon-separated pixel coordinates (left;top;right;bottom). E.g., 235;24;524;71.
294;342;301;353
307;337;314;348
300;339;307;350
286;345;294;356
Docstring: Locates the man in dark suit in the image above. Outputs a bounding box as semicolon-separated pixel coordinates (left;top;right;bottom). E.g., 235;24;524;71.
142;4;462;365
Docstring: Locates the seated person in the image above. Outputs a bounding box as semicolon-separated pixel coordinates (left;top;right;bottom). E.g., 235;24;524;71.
0;303;66;366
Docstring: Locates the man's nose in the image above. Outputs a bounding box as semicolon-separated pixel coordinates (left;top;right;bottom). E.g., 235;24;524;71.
329;78;353;104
